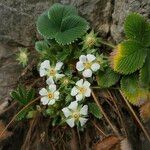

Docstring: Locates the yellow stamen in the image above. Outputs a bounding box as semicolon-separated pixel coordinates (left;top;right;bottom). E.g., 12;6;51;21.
72;112;80;119
49;68;56;76
84;62;91;69
47;92;54;99
79;87;86;94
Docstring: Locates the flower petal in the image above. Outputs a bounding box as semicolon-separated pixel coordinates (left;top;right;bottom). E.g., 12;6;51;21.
54;91;59;100
56;73;65;79
79;117;88;126
79;55;86;62
80;105;88;115
84;88;91;97
39;88;48;96
83;80;91;87
76;94;83;101
48;99;55;105
82;69;92;78
41;97;49;105
48;84;56;92
76;61;84;71
91;63;100;72
46;77;54;85
62;107;72;117
66;118;75;127
41;60;50;69
55;62;63;70
76;79;83;87
68;101;78;111
71;87;79;96
87;54;96;62
39;68;47;77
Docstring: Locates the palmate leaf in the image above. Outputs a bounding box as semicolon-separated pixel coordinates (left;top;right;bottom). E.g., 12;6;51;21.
110;40;147;74
97;67;120;88
121;73;149;105
124;13;150;47
37;3;89;45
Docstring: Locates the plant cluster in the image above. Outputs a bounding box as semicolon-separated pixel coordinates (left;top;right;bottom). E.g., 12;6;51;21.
11;3;150;129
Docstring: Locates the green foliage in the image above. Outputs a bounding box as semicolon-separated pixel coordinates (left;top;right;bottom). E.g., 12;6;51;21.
37;3;89;45
121;73;149;105
124;13;150;46
35;41;49;52
97;67;120;88
88;102;102;119
139;56;150;89
11;85;35;105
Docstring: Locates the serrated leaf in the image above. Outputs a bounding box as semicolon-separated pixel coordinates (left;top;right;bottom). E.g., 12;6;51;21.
139;55;150;89
97;67;120;88
121;73;149;105
110;40;147;74
35;41;49;52
88;102;102;119
26;89;35;102
16;108;30;121
37;3;88;45
124;13;150;46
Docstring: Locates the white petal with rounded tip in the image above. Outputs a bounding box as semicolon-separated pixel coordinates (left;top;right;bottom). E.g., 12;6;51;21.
87;54;96;62
71;87;78;96
76;94;83;101
91;63;100;71
39;88;48;96
83;80;91;87
56;73;65;79
39;68;46;77
55;62;63;70
46;77;54;85
54;91;59;99
48;84;56;92
68;101;78;111
76;79;83;87
66;118;75;127
84;88;91;97
48;99;55;105
62;108;72;117
83;69;92;78
41;97;49;105
79;117;88;126
76;61;84;71
80;105;88;115
41;60;50;69
79;55;86;62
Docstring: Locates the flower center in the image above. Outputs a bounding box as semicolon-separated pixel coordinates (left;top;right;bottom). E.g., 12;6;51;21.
84;62;91;69
47;92;54;99
79;87;86;94
72;112;80;119
49;68;56;76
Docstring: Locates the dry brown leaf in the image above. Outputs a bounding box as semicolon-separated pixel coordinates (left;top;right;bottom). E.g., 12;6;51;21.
120;138;132;150
140;101;150;122
93;135;120;150
0;121;13;141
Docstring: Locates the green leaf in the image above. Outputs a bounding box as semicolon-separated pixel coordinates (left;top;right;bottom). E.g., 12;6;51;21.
88;102;102;119
37;3;88;45
26;89;35;102
35;41;49;52
139;55;150;88
97;67;120;88
124;13;150;46
26;110;37;119
110;40;147;74
121;73;149;105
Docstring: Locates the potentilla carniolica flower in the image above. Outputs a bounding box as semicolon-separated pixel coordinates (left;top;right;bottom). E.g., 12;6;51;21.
39;84;59;105
76;54;100;78
62;101;88;127
39;60;65;82
71;79;91;101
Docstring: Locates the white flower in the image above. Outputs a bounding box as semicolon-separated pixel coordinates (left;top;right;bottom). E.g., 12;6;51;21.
39;60;65;82
62;101;88;127
39;84;59;105
76;54;100;78
71;79;91;101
